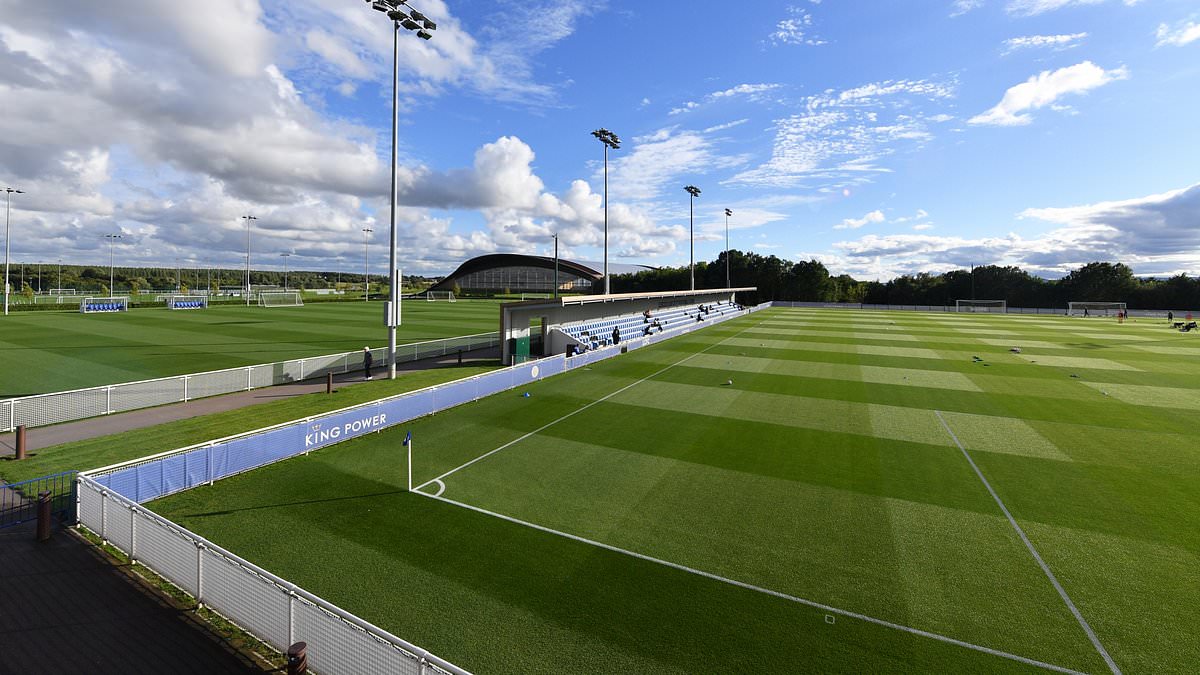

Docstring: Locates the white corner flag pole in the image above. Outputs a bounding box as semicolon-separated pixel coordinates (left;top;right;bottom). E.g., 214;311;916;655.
406;433;413;492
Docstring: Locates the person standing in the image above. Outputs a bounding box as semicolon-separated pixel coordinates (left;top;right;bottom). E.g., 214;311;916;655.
611;326;620;345
363;346;374;380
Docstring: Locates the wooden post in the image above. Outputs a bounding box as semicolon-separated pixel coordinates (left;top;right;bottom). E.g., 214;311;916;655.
326;372;334;394
286;642;307;675
15;425;26;460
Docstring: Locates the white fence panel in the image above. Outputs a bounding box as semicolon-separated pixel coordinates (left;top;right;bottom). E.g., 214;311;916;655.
203;549;292;650
133;509;200;595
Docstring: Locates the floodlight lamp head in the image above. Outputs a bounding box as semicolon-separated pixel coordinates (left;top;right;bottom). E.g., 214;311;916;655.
684;185;701;197
371;1;391;12
387;9;409;20
725;208;733;216
422;19;436;29
417;29;433;39
401;18;421;30
409;9;427;21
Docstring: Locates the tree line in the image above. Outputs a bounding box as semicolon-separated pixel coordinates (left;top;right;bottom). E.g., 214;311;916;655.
612;251;1200;310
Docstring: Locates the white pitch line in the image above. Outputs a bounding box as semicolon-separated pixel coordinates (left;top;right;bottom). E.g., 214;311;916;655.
935;410;1121;675
416;490;1086;675
413;319;764;493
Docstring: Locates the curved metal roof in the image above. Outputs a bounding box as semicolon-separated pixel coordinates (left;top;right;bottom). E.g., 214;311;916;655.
428;254;601;292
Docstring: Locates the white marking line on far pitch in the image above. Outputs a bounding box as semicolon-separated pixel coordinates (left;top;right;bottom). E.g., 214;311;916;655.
413;320;762;494
415;490;1085;675
935;410;1121;675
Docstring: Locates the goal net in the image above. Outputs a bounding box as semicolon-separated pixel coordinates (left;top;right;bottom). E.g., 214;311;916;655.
1068;301;1126;317
258;291;304;307
520;293;552;300
80;296;129;313
426;291;456;302
168;295;208;310
956;299;1007;313
49;288;77;295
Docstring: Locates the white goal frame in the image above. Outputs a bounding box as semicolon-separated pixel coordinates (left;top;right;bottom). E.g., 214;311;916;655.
427;291;456;302
49;288;77;295
258;291;304;307
1068;301;1126;317
80;296;129;313
168;295;208;310
956;299;1007;313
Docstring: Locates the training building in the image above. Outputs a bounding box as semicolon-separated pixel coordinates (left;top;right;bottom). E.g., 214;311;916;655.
426;254;653;297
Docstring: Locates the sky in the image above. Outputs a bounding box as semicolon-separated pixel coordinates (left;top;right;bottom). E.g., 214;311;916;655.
0;0;1198;281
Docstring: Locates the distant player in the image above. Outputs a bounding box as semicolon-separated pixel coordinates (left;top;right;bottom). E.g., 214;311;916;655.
363;346;374;380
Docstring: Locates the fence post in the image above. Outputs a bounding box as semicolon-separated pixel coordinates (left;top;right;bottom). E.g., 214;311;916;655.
288;590;297;645
100;490;108;543
196;543;205;607
8;402;13;434
106;386;112;415
183;376;189;402
129;505;137;563
299;359;305;381
247;367;253;391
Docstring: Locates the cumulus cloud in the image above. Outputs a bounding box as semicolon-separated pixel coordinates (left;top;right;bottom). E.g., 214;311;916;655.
833;210;885;230
968;61;1128;126
769;5;825;46
1156;20;1200;47
827;183;1200;279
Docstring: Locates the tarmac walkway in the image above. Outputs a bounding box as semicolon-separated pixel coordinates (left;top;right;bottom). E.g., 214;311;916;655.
0;521;267;674
0;346;499;456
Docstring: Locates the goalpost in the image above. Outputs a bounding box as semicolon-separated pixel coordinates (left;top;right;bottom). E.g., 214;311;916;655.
49;288;77;295
426;291;456;302
520;292;552;300
955;299;1007;313
1068;301;1126;317
167;295;208;310
258;291;304;307
80;297;129;313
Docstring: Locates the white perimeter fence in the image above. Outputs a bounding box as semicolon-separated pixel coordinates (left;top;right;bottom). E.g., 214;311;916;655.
772;301;1188;318
1;332;500;433
74;303;766;675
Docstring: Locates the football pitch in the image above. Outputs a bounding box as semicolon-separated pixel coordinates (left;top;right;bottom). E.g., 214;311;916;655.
151;307;1200;673
0;300;499;397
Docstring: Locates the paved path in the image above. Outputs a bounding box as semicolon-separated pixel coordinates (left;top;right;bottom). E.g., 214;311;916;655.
0;521;267;674
0;347;499;456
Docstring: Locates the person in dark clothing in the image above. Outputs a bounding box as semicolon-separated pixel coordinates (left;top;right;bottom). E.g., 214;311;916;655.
363;346;374;380
1168;311;1174;323
611;327;620;345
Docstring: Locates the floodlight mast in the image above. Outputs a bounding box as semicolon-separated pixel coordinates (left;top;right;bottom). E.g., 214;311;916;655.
590;128;619;295
105;234;122;293
724;208;732;289
242;215;256;305
684;185;701;291
280;252;291;290
364;0;436;379
362;227;373;301
3;187;24;316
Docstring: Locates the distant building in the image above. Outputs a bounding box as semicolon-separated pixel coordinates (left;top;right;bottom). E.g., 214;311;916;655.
427;254;653;296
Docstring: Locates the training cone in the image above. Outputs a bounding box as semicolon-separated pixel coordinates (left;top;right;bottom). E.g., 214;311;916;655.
522;392;530;398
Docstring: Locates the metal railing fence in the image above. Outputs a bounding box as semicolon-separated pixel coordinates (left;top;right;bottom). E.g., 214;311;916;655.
769;301;1189;317
76;477;468;675
0;471;76;529
1;332;500;433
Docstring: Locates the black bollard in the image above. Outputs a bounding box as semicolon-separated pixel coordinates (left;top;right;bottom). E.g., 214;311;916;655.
326;372;334;394
287;642;308;675
36;491;51;542
15;425;26;460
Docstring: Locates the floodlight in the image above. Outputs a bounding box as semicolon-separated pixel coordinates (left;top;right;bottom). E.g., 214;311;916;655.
371;1;391;12
401;18;421;30
409;9;427;21
422;19;437;29
388;10;409;20
417;30;433;40
684;185;701;197
725;208;732;216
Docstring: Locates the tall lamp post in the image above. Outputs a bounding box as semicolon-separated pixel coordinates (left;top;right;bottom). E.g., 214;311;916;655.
724;208;733;288
684;185;701;291
242;215;256;305
105;234;122;294
552;233;559;299
365;0;436;379
280;252;291;290
4;187;24;316
590;128;620;295
362;227;373;301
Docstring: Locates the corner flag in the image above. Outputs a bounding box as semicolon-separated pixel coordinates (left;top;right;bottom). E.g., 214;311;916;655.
403;430;412;446
404;430;413;492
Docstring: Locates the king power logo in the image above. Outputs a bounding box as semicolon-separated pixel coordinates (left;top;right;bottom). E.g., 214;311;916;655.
306;412;388;447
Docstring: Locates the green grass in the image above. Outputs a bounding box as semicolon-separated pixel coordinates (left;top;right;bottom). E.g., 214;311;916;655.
0;299;500;397
0;364;497;484
149;308;1199;673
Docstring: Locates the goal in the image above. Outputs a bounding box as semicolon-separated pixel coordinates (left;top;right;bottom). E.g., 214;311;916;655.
258;291;304;307
956;299;1006;313
426;291;456;302
49;288;77;295
167;295;208;310
520;293;552;300
80;296;129;313
1068;301;1126;317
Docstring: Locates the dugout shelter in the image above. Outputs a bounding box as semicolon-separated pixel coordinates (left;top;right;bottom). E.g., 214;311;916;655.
500;287;755;365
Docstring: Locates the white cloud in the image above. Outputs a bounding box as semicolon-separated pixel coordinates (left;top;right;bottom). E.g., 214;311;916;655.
1006;0;1142;16
704;119;751;134
769;6;825;46
729;78;955;188
833;209;885;230
968;61;1128;127
669;83;781;115
607;128;749;202
827;183;1200;280
913;223;934;231
1156;20;1200;47
1003;33;1088;54
951;0;985;16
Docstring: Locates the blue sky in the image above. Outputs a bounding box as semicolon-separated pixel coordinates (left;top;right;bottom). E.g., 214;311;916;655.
1;0;1198;279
